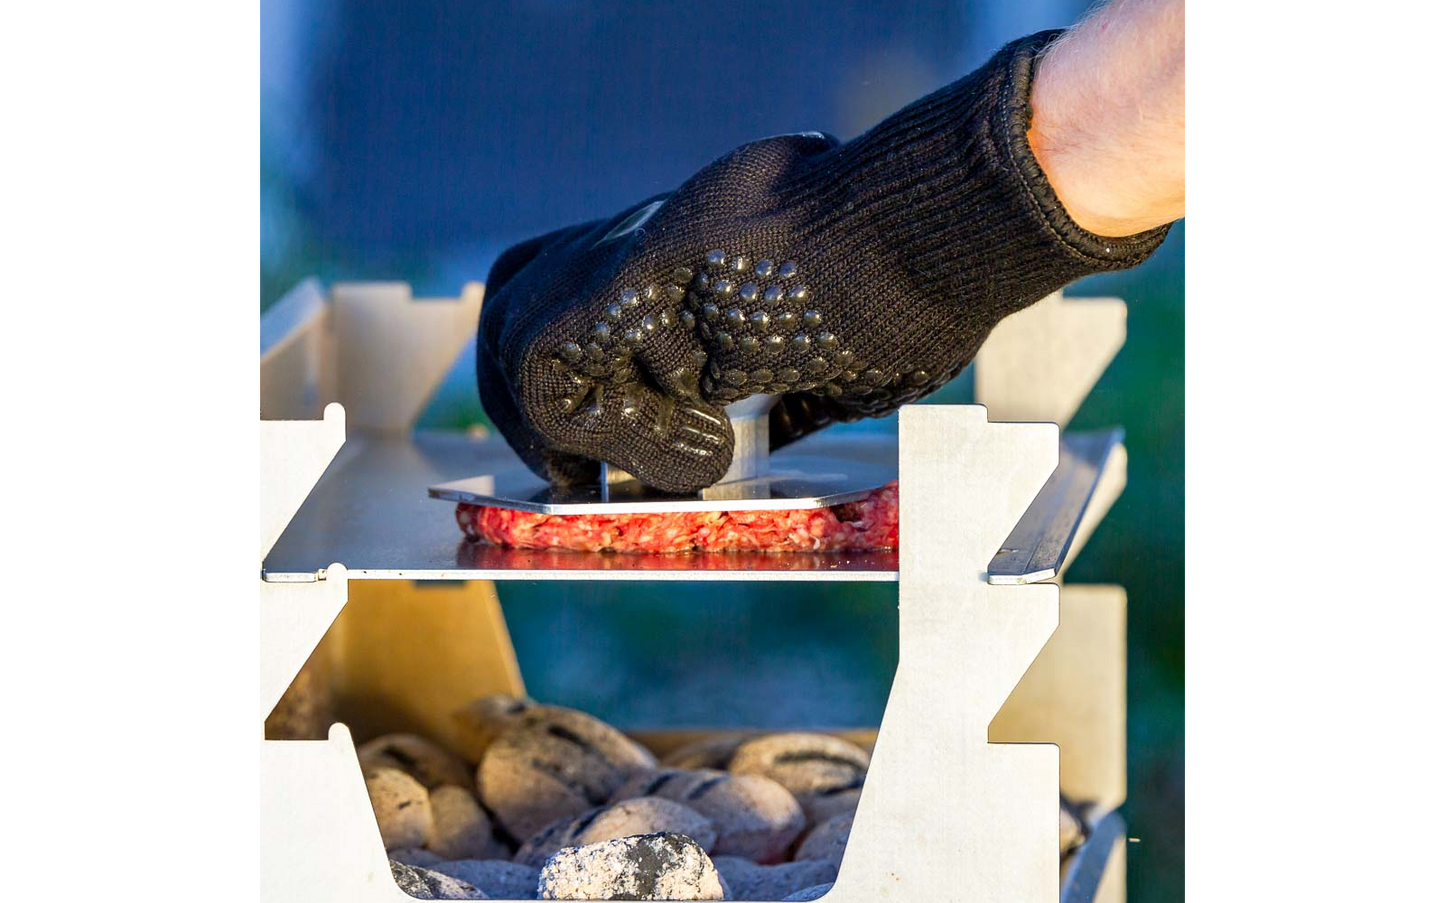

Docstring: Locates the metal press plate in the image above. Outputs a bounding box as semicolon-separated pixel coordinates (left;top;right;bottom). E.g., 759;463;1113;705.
429;454;896;514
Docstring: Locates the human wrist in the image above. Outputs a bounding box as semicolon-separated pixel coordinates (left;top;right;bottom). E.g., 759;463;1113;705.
1026;0;1185;237
790;31;1163;311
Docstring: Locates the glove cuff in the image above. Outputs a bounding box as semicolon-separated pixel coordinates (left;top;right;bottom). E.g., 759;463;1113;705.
789;30;1170;323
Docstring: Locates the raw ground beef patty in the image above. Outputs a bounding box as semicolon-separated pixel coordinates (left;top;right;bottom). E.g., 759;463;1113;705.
455;481;899;553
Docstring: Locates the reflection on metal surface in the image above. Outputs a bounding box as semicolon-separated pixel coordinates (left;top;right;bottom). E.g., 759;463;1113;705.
455;543;901;581
1060;809;1125;903
987;429;1125;585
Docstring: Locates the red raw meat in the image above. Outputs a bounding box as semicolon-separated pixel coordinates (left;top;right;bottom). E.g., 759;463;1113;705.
455;481;899;553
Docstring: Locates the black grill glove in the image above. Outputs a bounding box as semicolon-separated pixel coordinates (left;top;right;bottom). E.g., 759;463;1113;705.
477;30;1170;493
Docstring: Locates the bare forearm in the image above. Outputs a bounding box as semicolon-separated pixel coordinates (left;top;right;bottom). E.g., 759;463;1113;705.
1028;0;1185;237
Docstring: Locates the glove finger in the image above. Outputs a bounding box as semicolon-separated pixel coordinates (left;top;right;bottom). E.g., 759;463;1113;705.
606;386;736;492
521;356;735;494
479;222;615;486
767;393;841;451
633;331;709;403
538;447;602;487
476;324;601;486
619;271;710;403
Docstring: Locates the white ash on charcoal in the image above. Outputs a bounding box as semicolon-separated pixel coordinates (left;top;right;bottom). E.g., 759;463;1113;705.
516;797;718;868
782;885;834;902
453;694;543;763
366;767;434;850
799;787;861;829
793;812;852;866
430;860;540;899
659;734;749;770
728;733;870;803
388;860;486;899
392;847;446;867
364;712;1087;897
357;705;1100;902
427;785;511;861
478;706;658;841
359;733;475;791
536;833;725;901
611;768;805;863
711;855;839;902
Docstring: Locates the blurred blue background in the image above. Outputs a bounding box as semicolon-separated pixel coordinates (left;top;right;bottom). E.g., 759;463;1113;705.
262;1;1182;899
